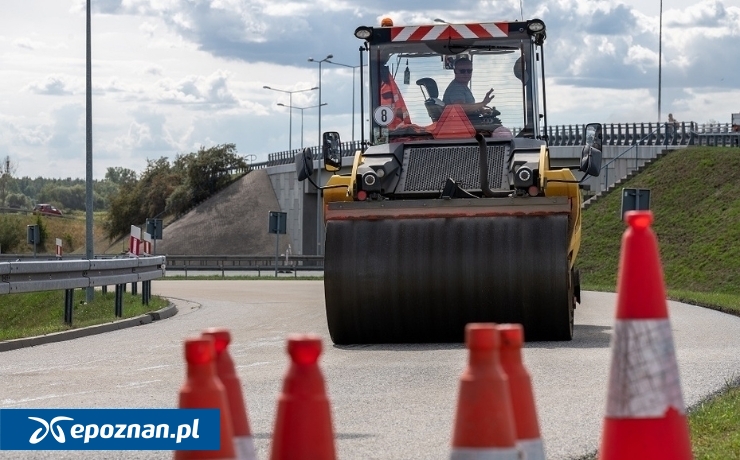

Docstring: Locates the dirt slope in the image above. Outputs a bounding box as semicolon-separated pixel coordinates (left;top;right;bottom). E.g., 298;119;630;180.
156;169;291;256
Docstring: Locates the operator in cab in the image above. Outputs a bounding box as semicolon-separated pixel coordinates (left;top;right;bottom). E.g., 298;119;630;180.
442;57;494;115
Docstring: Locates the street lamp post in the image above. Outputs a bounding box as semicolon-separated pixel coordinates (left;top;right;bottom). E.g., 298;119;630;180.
658;0;663;126
263;85;318;152
325;60;360;142
308;54;333;256
277;103;328;149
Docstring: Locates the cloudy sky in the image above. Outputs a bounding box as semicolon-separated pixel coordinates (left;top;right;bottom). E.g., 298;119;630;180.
1;0;738;179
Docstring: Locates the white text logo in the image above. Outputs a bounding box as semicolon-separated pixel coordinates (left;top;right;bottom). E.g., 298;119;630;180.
28;416;74;444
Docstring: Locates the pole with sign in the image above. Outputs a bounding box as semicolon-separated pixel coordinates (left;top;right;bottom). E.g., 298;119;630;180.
27;225;39;258
268;211;287;277
146;218;163;255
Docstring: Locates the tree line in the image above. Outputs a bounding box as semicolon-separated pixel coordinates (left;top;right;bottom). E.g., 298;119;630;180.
0;144;249;242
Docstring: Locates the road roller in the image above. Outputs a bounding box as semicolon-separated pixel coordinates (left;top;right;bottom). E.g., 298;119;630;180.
296;17;603;343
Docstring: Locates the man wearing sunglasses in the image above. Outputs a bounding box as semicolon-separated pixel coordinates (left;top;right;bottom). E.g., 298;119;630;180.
442;57;495;114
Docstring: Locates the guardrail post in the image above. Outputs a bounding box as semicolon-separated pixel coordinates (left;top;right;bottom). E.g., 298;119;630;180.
115;284;123;318
142;280;149;306
131;282;137;295
102;285;107;295
64;289;74;325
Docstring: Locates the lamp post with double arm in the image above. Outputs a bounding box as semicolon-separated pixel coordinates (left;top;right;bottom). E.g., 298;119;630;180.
325;59;360;142
263;85;318;152
277;102;328;149
307;54;333;255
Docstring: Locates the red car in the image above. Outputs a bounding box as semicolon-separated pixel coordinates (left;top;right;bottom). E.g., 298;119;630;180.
33;204;63;217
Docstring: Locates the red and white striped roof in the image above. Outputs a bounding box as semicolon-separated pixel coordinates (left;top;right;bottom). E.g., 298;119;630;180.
390;23;509;42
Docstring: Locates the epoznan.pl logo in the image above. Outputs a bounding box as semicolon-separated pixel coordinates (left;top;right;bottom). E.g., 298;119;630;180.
0;409;220;451
28;416;74;444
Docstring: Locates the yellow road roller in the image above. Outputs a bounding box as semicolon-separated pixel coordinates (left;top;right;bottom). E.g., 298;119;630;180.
296;18;603;343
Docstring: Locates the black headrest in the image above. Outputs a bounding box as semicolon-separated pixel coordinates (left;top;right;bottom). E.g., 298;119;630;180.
415;78;439;99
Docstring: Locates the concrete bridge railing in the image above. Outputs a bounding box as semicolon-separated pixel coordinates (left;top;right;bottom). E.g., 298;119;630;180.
252;122;738;171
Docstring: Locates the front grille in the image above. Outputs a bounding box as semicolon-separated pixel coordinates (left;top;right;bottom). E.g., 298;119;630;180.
396;144;508;194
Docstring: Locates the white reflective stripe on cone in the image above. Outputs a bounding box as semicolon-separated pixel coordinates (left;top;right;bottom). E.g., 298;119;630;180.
518;438;545;460
235;436;257;460
450;447;520;459
606;319;685;418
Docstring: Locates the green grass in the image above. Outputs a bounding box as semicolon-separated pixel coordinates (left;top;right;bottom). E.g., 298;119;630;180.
0;289;168;341
577;146;740;458
580;147;740;295
689;383;740;460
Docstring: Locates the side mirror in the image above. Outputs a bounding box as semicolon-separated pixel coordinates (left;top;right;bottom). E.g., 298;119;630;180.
580;123;603;177
295;148;314;182
322;131;342;172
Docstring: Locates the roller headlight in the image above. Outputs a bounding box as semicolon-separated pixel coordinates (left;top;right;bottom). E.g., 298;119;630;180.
364;173;377;187
515;166;534;187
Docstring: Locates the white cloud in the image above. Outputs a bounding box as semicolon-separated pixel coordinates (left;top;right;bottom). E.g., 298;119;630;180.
13;37;44;50
24;75;78;96
155;70;238;106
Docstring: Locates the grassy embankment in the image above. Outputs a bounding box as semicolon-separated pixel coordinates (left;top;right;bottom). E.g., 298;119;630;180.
577;146;740;458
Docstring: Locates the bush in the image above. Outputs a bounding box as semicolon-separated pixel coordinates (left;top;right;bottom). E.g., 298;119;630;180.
0;216;24;253
166;185;192;217
63;232;75;252
35;215;49;249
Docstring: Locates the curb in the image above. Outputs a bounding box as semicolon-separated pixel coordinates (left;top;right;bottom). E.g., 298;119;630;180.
0;303;178;353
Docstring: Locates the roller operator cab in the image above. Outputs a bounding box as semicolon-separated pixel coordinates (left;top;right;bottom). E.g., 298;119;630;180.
296;18;603;344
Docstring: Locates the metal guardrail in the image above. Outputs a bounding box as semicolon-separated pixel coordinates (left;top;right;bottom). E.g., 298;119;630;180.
0;256;166;327
0;256;165;294
164;255;323;278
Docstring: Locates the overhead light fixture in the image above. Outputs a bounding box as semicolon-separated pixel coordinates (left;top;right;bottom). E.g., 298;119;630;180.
526;19;547;45
527;19;545;33
354;26;372;40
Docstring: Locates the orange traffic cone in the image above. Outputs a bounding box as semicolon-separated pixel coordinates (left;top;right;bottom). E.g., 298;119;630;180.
450;323;519;460
498;324;545;460
175;336;236;460
599;211;692;460
269;334;336;460
202;328;257;460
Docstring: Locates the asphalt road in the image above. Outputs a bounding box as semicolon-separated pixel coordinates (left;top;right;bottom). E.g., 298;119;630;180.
2;280;740;459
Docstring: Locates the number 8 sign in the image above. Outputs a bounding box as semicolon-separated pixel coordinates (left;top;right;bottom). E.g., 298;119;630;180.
373;105;395;127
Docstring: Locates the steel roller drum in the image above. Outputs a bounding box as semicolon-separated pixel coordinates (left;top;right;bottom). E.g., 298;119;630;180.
324;203;573;344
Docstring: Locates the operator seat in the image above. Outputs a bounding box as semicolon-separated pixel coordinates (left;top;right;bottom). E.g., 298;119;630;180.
416;78;445;122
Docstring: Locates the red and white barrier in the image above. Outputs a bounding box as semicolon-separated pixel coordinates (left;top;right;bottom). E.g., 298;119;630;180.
129;225;141;256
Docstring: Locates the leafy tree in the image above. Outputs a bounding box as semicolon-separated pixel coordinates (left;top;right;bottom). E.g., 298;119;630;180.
140;158;181;218
15;176;47;201
105;167;137;185
165;184;192;217
0;156;17;207
6;193;31;209
180;144;248;203
104;179;144;241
